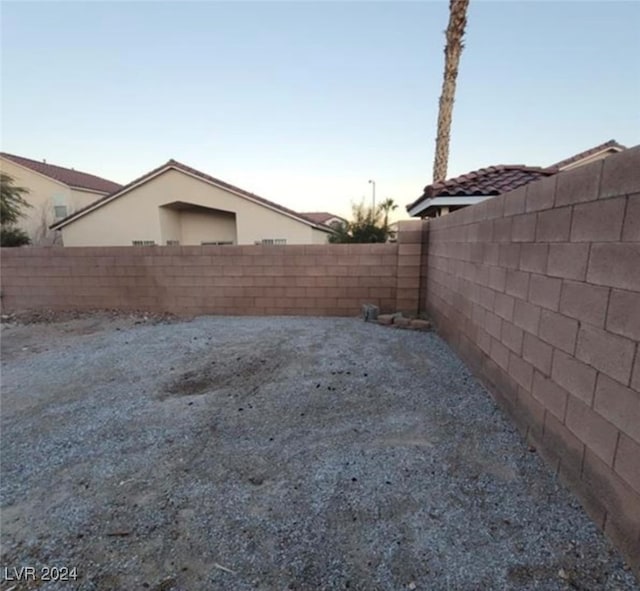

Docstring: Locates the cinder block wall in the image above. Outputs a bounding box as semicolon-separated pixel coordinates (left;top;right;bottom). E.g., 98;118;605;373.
423;146;640;573
0;243;407;317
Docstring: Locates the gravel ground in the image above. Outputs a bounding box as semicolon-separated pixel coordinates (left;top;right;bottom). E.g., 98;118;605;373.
0;315;638;591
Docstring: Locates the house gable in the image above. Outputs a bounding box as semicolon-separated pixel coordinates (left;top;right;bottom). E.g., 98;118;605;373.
58;166;330;247
53;161;331;233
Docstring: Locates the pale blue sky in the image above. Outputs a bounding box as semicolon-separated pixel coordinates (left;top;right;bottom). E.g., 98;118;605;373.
2;1;639;219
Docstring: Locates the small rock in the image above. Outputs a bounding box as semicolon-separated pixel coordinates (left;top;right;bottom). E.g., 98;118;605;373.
408;583;417;590
394;317;412;328
377;314;394;326
409;319;431;331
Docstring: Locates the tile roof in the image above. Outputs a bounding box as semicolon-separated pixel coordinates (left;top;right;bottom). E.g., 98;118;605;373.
0;152;122;194
407;165;555;210
51;159;333;232
550;139;626;170
407;139;626;216
300;212;346;225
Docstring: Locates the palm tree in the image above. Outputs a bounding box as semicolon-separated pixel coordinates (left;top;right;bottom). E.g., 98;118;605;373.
378;198;398;230
432;0;469;183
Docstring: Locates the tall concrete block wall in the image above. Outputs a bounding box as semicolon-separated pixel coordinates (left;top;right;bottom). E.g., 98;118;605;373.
423;146;640;573
0;244;402;317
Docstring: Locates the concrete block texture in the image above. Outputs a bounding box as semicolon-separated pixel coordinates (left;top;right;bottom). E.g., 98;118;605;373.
424;146;640;574
0;243;401;317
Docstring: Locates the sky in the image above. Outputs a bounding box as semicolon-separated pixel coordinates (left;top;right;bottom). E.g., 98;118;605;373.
2;1;639;221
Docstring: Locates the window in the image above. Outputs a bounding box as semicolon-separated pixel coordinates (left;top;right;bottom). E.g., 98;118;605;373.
52;194;66;219
54;205;68;219
201;241;233;246
260;238;286;245
166;240;180;246
132;240;156;246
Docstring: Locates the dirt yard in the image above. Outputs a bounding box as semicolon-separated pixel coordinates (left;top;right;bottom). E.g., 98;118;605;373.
1;314;637;591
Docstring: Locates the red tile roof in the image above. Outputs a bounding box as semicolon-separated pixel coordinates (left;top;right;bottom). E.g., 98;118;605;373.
407;139;626;216
51;159;333;232
300;212;346;225
550;139;626;170
0;152;122;194
408;165;555;210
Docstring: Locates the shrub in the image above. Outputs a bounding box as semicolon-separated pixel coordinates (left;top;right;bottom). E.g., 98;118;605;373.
1;225;31;247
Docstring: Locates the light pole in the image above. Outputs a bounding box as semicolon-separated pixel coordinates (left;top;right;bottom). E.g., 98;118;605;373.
368;179;376;212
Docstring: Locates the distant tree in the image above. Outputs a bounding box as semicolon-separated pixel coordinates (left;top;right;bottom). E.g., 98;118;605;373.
1;173;31;247
328;201;393;244
378;198;398;230
328;220;351;243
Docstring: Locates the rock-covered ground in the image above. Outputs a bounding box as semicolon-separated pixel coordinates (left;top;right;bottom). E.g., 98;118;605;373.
1;314;637;590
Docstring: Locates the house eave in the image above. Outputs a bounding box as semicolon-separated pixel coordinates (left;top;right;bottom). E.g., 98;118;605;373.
408;195;492;217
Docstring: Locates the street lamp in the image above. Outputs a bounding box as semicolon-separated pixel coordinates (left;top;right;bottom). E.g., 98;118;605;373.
368;179;376;211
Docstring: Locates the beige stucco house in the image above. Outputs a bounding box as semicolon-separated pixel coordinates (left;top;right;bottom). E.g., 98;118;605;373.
51;160;333;246
0;152;122;245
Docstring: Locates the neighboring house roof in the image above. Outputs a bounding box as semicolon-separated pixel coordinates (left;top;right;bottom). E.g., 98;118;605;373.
0;152;122;194
50;159;333;232
407;165;555;216
550;139;626;170
408;139;626;217
300;212;347;225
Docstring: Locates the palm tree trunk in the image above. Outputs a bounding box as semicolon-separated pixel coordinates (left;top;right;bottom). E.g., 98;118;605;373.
433;0;469;183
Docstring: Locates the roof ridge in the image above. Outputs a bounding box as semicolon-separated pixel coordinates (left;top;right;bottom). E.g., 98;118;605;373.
427;163;542;191
1;151;110;179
